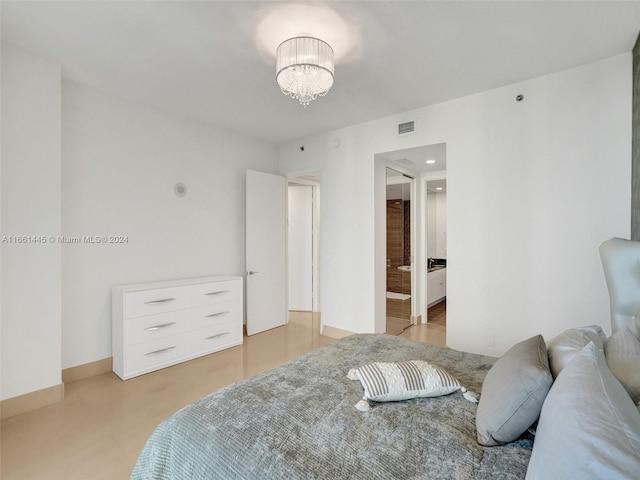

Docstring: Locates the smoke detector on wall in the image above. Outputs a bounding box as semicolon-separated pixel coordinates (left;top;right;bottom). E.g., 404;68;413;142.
174;183;187;197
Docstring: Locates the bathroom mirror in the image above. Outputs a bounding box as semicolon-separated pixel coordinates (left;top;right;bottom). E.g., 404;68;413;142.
386;168;413;334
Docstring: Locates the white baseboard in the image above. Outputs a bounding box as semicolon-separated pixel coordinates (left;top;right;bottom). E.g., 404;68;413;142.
321;325;356;339
1;383;64;420
62;357;113;383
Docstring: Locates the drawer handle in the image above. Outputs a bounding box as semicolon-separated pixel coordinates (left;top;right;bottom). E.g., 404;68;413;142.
144;298;176;305
144;346;176;356
205;311;229;318
205;332;229;341
145;322;176;331
205;290;229;296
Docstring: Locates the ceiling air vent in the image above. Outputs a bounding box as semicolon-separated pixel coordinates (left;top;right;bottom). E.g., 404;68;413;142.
395;158;414;166
397;121;415;136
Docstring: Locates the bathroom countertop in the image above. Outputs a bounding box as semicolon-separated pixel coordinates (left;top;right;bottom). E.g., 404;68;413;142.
427;266;446;273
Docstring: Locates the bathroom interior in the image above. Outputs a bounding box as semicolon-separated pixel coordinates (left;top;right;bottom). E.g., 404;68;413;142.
385;168;447;335
425;178;447;327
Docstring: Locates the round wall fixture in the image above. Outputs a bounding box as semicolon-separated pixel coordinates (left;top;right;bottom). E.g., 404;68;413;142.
174;183;187;197
516;94;524;102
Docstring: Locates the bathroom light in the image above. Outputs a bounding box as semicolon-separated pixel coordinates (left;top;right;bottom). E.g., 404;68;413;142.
426;160;436;164
276;36;334;107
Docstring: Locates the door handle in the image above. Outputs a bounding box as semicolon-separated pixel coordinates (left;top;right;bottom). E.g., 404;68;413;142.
247;271;259;276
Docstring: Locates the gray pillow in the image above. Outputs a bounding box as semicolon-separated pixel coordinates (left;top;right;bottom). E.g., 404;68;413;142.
604;326;640;403
546;325;607;378
526;342;640;480
476;335;552;446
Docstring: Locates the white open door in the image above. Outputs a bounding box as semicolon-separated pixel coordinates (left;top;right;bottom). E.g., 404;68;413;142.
246;170;287;335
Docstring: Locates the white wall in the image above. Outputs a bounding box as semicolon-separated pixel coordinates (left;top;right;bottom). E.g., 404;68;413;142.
280;129;380;334
1;44;62;399
279;53;632;356
61;81;279;368
287;185;313;311
427;191;447;259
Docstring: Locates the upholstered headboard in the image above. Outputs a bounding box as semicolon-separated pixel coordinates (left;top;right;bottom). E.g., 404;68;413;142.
599;237;640;338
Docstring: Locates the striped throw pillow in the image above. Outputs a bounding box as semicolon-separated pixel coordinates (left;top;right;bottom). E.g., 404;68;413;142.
348;360;476;411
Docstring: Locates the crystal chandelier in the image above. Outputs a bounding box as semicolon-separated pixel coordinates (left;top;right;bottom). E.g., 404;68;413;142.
276;36;334;107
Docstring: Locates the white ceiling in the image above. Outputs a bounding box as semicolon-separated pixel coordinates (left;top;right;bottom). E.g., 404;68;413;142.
426;179;447;194
385;143;447;198
3;1;640;145
378;143;447;175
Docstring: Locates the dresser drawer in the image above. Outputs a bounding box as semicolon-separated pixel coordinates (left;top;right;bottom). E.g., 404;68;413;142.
190;280;242;307
124;310;188;345
124;322;242;375
188;321;243;353
125;287;189;318
190;301;241;330
125;335;191;374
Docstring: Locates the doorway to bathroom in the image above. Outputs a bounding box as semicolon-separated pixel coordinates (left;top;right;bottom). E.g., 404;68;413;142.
376;142;447;340
385;168;414;335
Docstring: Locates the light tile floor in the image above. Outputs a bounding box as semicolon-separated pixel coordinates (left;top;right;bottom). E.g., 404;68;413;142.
398;300;447;345
1;311;445;480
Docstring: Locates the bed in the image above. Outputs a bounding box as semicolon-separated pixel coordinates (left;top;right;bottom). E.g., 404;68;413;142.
131;334;533;479
132;238;640;479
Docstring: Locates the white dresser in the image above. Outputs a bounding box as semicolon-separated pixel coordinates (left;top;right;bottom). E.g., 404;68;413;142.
112;275;243;380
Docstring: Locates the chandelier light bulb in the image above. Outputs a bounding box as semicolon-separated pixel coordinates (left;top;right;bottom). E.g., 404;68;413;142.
276;36;334;107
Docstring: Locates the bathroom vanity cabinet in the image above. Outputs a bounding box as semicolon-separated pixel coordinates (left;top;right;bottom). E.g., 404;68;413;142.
427;268;446;306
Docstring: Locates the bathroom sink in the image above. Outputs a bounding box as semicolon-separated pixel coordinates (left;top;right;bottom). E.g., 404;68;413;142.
427;258;447;271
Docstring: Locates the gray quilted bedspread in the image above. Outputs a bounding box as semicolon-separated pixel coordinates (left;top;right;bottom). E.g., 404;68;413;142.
131;334;532;479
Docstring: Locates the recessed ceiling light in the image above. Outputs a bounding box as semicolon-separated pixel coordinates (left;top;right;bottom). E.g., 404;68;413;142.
426;160;436;164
